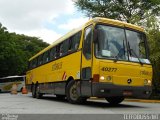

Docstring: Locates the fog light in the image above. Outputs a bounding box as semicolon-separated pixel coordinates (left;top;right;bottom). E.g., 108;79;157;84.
144;79;148;84
107;76;112;81
144;79;151;85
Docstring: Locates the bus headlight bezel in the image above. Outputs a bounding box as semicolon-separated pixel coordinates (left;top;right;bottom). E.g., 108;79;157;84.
144;79;151;85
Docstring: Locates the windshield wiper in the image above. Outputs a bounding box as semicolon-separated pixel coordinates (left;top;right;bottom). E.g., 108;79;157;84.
114;48;125;62
127;42;143;66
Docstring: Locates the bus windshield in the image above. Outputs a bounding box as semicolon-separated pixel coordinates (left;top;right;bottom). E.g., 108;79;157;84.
95;25;150;64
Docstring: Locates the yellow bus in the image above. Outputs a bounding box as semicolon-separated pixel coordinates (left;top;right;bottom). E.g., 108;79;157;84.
26;17;152;105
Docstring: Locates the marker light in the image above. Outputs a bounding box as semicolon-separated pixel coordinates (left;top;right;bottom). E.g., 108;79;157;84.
93;74;100;82
144;79;151;85
107;76;112;81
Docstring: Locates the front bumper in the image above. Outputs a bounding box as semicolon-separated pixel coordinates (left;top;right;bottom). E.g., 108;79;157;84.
92;83;152;99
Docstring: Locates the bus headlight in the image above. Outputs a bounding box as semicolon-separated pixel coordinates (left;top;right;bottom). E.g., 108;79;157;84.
100;76;105;81
148;80;151;84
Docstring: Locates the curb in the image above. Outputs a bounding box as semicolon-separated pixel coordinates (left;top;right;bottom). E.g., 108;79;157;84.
90;97;160;103
125;99;160;103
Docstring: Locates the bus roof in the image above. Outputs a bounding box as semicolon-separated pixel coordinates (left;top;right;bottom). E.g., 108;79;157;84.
0;75;25;79
29;17;144;61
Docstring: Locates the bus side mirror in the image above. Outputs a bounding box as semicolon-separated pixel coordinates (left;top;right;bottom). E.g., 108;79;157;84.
93;29;98;43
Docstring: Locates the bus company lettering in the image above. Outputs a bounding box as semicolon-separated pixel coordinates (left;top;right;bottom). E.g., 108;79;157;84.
52;62;62;71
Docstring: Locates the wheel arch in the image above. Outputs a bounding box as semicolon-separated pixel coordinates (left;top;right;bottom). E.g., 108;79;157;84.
65;76;74;89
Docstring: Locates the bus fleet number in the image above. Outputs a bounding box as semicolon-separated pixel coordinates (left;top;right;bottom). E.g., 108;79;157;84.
101;67;117;72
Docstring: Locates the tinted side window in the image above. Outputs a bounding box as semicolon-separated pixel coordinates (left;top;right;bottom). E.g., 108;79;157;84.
83;27;92;59
56;44;60;58
62;39;69;55
43;51;49;63
70;31;81;51
38;55;43;66
49;47;56;61
59;43;63;57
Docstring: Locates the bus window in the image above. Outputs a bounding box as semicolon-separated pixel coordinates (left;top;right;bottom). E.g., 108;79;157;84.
43;51;49;63
62;39;69;55
73;32;81;50
83;27;92;59
59;43;63;57
49;47;56;61
69;31;81;52
56;44;61;58
72;31;81;50
38;55;43;66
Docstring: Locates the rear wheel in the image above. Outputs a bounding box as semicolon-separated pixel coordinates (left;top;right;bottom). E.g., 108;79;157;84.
32;84;36;98
105;96;124;105
66;80;86;104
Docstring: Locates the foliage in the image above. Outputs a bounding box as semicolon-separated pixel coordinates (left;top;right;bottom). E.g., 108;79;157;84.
146;26;160;93
75;0;160;24
0;23;49;77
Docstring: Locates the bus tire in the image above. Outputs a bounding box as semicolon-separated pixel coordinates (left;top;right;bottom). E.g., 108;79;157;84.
105;96;124;105
32;84;36;98
66;80;84;104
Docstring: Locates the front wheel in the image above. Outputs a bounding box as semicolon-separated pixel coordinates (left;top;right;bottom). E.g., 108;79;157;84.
66;80;85;104
105;96;124;105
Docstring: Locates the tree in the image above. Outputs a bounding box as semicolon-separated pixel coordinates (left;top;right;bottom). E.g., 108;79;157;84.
74;0;160;24
146;17;160;96
0;23;49;77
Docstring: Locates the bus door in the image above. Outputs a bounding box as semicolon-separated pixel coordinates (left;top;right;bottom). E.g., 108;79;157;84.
81;25;93;96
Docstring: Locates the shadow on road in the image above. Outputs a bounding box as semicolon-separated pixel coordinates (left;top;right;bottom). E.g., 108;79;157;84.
29;95;148;109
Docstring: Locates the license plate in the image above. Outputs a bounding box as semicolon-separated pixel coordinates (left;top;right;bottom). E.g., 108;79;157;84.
123;91;132;96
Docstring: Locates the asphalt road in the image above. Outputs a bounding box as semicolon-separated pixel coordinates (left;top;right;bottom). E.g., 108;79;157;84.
0;93;160;120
